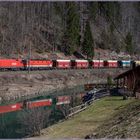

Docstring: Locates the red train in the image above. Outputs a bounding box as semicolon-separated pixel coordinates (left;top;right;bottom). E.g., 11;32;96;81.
0;93;84;114
0;59;122;70
0;95;72;114
0;99;52;114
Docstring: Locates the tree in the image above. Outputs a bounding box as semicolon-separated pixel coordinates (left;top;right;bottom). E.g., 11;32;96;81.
62;2;80;55
107;75;112;90
89;2;99;20
82;21;94;59
59;104;71;119
125;32;133;55
107;75;112;85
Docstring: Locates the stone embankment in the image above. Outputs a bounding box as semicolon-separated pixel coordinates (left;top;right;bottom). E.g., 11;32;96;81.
0;68;126;102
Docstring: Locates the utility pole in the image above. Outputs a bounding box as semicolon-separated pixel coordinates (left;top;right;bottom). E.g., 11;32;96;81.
28;40;31;74
98;52;100;84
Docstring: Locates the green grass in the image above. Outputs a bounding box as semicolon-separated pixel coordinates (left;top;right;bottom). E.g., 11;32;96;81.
40;96;135;138
94;100;140;138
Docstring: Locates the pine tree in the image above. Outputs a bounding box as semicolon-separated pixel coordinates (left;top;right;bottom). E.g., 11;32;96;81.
125;32;133;55
63;2;80;55
82;21;94;59
89;2;99;20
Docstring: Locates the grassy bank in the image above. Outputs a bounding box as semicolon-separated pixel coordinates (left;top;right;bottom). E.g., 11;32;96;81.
92;98;140;138
40;96;138;138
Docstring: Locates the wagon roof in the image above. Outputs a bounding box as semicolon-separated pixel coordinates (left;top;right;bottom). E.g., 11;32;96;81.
114;65;140;80
121;60;131;62
75;60;88;62
106;60;118;62
56;60;71;62
91;60;104;62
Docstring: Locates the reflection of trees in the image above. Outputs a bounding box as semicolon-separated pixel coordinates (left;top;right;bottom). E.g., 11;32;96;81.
59;104;71;119
0;113;18;138
17;108;51;137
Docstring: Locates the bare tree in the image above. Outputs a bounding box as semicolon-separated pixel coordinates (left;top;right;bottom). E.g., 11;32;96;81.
59;104;71;119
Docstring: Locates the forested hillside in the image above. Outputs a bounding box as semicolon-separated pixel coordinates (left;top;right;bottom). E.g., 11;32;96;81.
0;2;139;59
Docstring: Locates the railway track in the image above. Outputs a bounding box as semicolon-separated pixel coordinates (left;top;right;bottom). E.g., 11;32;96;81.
0;67;130;75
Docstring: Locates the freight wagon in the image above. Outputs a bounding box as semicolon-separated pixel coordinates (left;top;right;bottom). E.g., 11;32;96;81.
27;59;53;70
53;60;71;69
89;60;104;68
72;60;89;69
104;60;118;68
118;60;131;68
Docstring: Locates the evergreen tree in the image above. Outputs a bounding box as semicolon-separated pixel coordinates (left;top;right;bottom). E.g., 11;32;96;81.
125;32;133;55
107;75;112;85
89;2;99;20
63;2;80;55
82;21;94;59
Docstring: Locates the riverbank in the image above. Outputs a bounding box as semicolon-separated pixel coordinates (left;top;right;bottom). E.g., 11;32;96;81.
39;96;139;138
0;68;126;102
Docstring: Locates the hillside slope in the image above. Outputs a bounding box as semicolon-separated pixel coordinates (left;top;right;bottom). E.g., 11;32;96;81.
89;98;140;138
0;2;139;59
39;97;140;138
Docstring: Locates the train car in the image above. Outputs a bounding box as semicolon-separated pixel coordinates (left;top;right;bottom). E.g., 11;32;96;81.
56;95;71;105
0;59;25;70
104;60;118;68
89;60;104;68
118;60;131;68
72;60;89;69
53;60;71;69
24;99;52;109
27;59;53;70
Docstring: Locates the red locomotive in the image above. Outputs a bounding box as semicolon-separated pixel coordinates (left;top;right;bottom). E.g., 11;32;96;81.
0;59;25;70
